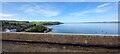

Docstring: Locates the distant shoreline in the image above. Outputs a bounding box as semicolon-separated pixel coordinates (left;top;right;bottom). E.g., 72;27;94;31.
63;22;120;23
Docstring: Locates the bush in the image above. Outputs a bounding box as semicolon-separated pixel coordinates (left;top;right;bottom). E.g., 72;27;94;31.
25;26;49;32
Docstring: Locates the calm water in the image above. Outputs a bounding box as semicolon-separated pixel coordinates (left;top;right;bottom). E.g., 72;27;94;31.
46;23;119;34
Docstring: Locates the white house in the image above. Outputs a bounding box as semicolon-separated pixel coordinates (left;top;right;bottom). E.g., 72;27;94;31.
5;29;17;32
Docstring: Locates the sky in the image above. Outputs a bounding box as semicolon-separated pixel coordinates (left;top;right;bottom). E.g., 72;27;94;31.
0;2;118;22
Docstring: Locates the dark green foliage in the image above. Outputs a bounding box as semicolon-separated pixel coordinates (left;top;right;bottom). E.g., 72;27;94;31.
1;20;61;32
25;26;51;32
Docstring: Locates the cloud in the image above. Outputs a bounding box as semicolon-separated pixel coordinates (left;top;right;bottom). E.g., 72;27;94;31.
0;13;17;20
70;10;90;16
0;13;16;17
0;13;26;21
0;17;29;21
97;3;111;8
0;18;17;20
69;3;117;17
115;3;118;5
94;3;117;13
20;4;60;17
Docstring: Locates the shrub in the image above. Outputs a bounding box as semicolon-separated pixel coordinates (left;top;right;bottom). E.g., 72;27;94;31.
25;26;49;32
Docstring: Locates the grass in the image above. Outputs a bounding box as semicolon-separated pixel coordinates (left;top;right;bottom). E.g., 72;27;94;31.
25;26;52;33
30;21;62;25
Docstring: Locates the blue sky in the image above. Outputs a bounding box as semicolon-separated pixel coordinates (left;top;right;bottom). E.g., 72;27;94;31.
1;2;118;22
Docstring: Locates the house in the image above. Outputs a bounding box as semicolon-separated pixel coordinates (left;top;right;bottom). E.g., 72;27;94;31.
5;28;17;32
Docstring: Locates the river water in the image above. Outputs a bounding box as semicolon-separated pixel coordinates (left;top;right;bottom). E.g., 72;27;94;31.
46;22;119;34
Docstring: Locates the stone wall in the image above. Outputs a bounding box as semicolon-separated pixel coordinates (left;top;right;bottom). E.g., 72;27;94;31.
2;32;120;47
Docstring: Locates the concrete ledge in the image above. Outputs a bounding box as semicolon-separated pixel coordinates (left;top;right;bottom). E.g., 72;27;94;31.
2;32;120;47
3;39;120;48
1;32;119;36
